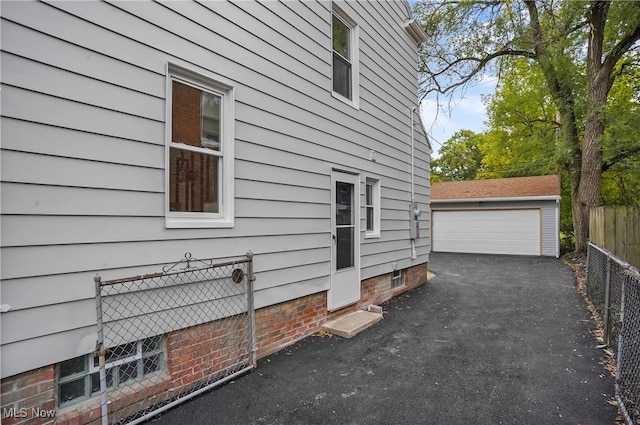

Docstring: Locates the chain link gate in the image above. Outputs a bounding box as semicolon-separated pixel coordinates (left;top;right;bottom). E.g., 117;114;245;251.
94;252;255;425
586;242;640;425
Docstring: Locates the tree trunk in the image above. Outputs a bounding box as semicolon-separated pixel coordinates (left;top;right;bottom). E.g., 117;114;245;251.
557;108;583;252
574;75;607;253
526;2;584;254
573;1;610;253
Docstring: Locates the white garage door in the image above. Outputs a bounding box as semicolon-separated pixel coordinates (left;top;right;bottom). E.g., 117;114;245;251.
432;209;541;256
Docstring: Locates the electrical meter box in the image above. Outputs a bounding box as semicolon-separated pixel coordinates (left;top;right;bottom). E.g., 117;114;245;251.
409;202;420;240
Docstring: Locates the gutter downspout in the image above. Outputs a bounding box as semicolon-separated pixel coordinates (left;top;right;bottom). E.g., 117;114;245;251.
410;107;417;260
556;198;561;258
411;107;416;202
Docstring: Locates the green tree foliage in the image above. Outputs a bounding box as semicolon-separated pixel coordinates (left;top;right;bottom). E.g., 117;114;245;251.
431;130;484;181
601;60;640;206
481;57;640;199
479;59;558;179
414;0;640;252
473;56;639;242
478;59;575;240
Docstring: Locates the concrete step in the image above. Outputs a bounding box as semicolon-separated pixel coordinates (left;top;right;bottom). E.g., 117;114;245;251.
322;310;383;338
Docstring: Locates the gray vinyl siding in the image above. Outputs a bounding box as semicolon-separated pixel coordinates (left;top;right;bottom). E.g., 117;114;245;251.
540;202;560;257
431;200;558;257
0;0;429;378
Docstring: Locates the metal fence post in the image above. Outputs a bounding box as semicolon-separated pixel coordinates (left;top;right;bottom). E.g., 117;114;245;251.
94;274;109;425
615;276;628;423
246;251;256;368
586;242;592;289
602;256;613;346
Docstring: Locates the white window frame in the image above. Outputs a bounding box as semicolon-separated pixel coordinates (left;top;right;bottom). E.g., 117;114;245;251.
364;177;381;238
165;63;235;228
331;2;359;109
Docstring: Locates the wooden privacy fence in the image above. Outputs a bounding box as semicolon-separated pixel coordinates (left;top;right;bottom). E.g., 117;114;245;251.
590;206;640;269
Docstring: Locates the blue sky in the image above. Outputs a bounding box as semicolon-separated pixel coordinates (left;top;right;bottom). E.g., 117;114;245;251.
406;0;499;158
419;76;498;158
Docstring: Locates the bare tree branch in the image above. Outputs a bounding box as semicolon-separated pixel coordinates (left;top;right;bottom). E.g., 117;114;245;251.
602;145;640;172
603;22;640;85
421;49;536;97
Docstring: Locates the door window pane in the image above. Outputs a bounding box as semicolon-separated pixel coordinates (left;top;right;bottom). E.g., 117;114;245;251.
336;182;353;225
336;226;354;270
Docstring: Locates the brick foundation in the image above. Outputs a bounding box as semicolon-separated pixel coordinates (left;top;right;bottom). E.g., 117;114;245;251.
0;366;56;425
361;273;393;307
1;262;428;425
255;291;327;358
166;315;250;394
404;262;430;290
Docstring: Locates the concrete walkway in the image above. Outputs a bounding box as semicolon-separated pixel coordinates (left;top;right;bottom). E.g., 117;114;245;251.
147;253;617;425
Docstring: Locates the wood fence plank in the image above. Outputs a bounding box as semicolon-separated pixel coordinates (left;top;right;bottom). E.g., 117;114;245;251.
590;206;640;268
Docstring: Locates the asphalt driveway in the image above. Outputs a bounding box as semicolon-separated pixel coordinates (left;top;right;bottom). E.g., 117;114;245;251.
147;252;617;425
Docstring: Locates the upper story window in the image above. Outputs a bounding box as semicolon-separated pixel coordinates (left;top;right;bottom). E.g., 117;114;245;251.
332;3;359;107
166;64;235;228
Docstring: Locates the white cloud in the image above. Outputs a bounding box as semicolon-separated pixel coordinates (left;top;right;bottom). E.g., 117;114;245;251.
420;77;498;158
478;74;499;85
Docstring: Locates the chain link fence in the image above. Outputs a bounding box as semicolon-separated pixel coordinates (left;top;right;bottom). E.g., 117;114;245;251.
587;243;625;346
618;267;640;425
94;252;255;425
586;242;640;425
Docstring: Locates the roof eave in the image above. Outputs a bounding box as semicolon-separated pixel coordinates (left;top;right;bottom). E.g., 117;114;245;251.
404;19;428;45
431;195;561;204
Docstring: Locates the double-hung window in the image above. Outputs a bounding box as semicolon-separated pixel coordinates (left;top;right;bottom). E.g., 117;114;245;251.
166;64;235;228
365;178;380;238
332;3;359;107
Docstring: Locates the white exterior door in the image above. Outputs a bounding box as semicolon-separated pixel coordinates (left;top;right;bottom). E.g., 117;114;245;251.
432;209;541;256
328;171;361;310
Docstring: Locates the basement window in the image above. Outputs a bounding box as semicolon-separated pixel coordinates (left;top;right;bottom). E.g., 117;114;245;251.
56;337;164;408
391;269;404;288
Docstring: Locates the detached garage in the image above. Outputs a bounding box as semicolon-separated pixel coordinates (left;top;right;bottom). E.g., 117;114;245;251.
431;175;561;257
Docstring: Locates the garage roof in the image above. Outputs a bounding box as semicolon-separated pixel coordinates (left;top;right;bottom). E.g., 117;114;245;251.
431;175;560;201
